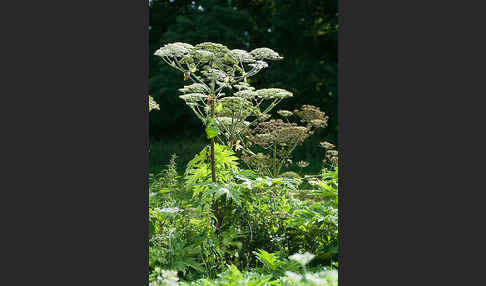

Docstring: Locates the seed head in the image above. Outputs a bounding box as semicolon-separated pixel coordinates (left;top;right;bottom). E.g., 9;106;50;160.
294;105;328;126
296;161;310;168
277;110;293;117
320;141;336;149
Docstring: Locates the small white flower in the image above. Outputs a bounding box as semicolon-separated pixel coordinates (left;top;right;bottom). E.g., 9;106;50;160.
323;270;338;286
308;180;320;186
305;273;328;286
289;252;315;266
155;207;182;216
160;270;179;286
285;271;302;282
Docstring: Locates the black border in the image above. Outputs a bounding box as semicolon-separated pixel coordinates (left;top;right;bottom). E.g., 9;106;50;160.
2;1;149;284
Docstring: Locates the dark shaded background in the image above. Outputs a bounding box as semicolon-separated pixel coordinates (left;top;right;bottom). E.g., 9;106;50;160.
149;0;338;173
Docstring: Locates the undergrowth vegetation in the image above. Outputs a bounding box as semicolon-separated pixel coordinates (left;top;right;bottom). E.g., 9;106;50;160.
149;42;338;285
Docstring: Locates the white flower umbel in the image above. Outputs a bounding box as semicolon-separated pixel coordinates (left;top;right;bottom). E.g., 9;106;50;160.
250;47;283;60
234;90;257;99
256;88;293;99
178;93;207;103
231;49;256;63
154;42;194;58
178;83;210;94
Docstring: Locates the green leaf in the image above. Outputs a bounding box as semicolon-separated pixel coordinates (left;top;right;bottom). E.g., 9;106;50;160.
205;119;220;139
158;188;171;194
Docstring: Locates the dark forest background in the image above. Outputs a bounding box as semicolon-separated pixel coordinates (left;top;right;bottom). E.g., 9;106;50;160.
149;0;338;174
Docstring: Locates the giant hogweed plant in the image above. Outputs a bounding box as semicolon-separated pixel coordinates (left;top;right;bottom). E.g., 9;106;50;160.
154;42;294;232
154;42;292;183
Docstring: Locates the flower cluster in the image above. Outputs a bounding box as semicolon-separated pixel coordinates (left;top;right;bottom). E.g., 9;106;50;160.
277;110;293;117
178;83;209;94
217;96;256;120
233;82;255;91
149;95;160;112
215;116;250;135
250;47;283;60
320;141;338;166
243;104;331;176
294;105;329;128
234;90;257;99
231;49;256;63
249;120;309;147
178;93;207;103
154;42;193;58
326;149;339;165
241;152;273;170
150;269;179;286
154;207;182;216
256;88;293;99
289;251;315;266
284;252;338;286
296;160;310;168
201;67;228;83
320;141;335;150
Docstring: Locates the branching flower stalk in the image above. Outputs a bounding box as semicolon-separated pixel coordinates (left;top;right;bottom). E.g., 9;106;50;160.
242;105;329;177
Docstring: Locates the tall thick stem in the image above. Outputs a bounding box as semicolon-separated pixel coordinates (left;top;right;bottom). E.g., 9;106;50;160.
210;118;216;182
209;74;221;230
209;77;217;183
273;143;277;177
209;95;220;229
